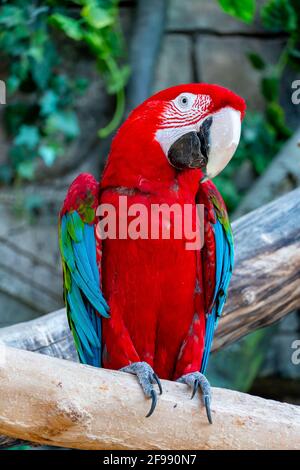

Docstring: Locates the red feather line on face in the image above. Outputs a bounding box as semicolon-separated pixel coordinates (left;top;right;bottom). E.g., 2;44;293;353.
159;94;212;129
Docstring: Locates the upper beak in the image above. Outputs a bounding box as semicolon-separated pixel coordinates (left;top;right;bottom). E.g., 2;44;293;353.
202;107;241;181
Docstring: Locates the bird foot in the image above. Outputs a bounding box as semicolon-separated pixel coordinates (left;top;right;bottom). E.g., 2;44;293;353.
121;361;162;417
177;372;212;424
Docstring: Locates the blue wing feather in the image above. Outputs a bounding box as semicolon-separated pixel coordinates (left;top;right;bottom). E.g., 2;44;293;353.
200;216;234;374
84;224;100;283
60;211;109;367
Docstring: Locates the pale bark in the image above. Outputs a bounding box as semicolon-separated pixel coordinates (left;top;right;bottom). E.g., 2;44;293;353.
0;345;299;450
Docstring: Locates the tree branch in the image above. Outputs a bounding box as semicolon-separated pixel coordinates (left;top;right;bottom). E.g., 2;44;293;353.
233;126;300;218
0;345;299;450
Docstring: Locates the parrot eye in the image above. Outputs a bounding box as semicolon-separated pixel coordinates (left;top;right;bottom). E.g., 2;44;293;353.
180;96;188;105
174;93;196;111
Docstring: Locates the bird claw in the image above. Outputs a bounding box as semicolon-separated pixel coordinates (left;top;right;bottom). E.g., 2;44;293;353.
204;395;212;424
121;361;162;417
178;372;212;424
146;389;157;418
191;378;199;400
153;372;163;395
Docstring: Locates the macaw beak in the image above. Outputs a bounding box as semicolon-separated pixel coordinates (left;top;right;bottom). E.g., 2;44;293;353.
167;107;241;180
201;107;241;182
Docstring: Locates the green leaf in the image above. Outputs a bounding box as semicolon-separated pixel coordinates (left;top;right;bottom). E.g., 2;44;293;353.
106;64;130;94
28;30;48;62
266;102;292;138
39;90;58;116
217;0;256;23
11;57;30;82
247;52;266;70
261;0;297;32
45;111;80;139
17;161;36;180
31;42;57;90
14;126;40;150
38;145;57;166
49;13;83;41
83;30;105;53
81;4;114;29
6;76;20;94
0;6;24;27
261;76;279;101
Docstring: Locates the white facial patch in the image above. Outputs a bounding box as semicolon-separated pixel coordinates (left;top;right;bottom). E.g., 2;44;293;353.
155;93;212;155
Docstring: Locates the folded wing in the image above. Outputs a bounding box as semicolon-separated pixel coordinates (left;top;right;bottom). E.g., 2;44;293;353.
59;173;109;366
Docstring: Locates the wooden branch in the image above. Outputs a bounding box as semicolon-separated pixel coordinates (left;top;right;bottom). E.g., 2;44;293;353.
0;345;299;450
1;187;299;357
233;126;300;218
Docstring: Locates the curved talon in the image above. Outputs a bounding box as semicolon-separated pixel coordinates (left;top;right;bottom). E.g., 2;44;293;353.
177;372;212;425
121;362;162;418
153;373;163;395
146;389;157;418
204;395;212;424
191;378;199;399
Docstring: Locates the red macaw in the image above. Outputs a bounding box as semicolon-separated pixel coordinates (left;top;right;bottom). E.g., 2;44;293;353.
59;84;245;423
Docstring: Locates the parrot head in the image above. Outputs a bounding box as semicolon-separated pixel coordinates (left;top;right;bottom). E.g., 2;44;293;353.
102;84;246;189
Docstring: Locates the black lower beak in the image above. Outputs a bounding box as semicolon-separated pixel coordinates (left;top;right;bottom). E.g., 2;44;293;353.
167;117;212;171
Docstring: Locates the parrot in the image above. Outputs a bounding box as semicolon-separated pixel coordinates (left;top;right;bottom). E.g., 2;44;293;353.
59;83;246;423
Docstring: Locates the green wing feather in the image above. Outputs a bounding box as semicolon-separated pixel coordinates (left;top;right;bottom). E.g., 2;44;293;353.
59;196;109;367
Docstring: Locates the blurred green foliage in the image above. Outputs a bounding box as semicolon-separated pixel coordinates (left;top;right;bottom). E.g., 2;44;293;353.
0;0;127;183
207;325;276;391
217;0;256;24
216;0;300;211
